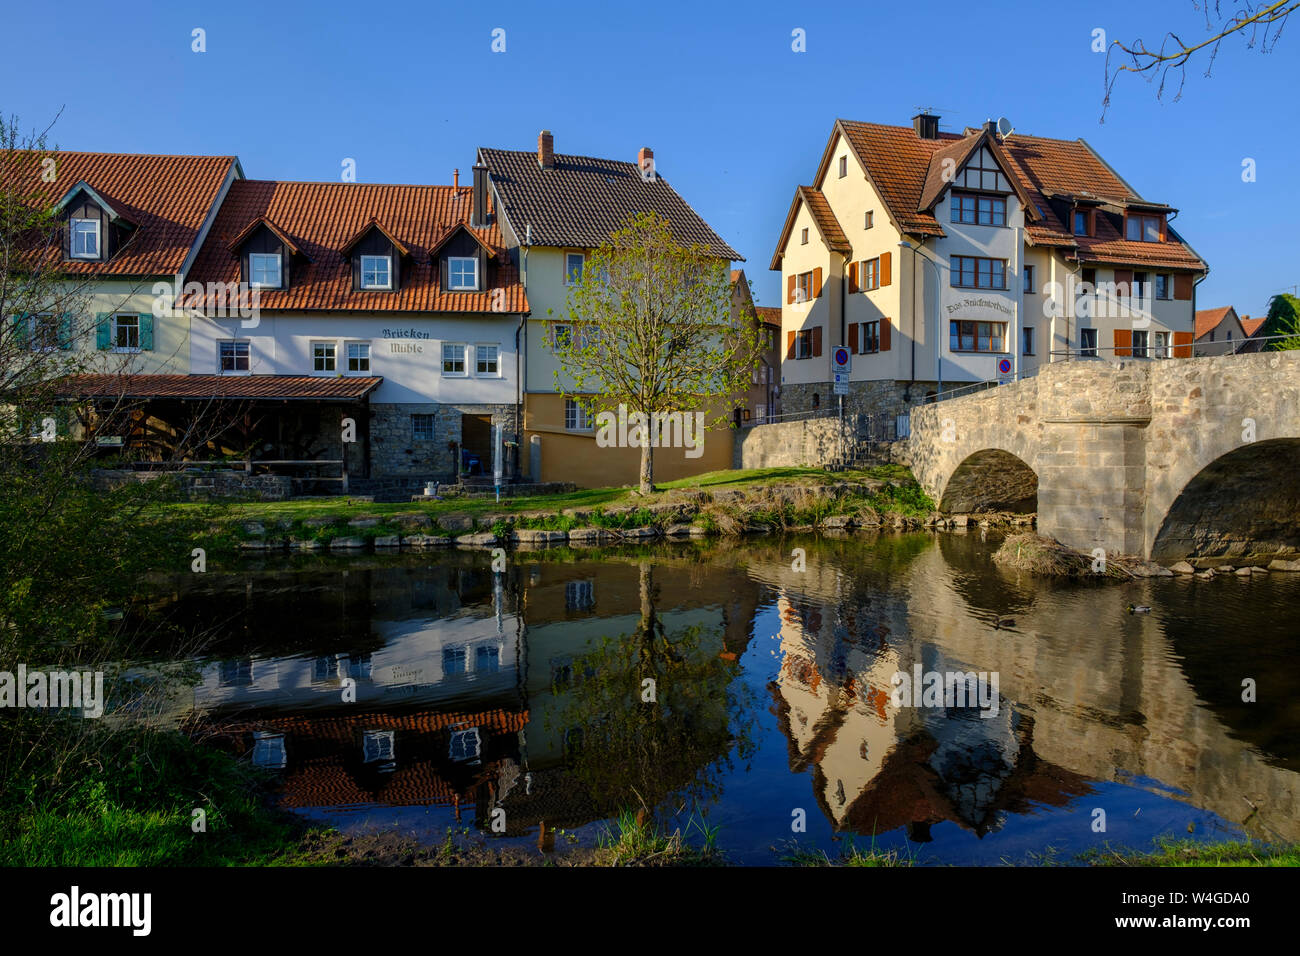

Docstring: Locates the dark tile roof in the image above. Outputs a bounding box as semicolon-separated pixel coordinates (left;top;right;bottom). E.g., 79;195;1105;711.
184;179;528;313
56;373;383;401
1;150;237;277
478;147;741;259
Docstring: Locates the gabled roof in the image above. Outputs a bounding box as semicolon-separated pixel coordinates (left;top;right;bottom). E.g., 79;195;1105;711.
227;215;304;258
55;373;384;401
340;216;411;258
769;186;850;269
916;130;1038;220
1241;315;1266;337
1195;306;1237;339
54;179;135;226
822;119;1206;273
426;221;495;259
185;179;527;314
0;150;239;277
478;146;741;259
754;305;781;326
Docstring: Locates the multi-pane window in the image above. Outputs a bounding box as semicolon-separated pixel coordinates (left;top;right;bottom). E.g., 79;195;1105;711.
1155;274;1171;300
448;256;478;290
950;256;1007;290
114;313;140;350
1153;330;1170;358
411;413;435;440
1126;214;1162;242
565;398;592;431
565;252;584;284
795;271;814;302
565;579;595;610
249;253;282;288
476;645;500;672
951;192;1006;226
796;329;813;359
442;343;466;375
219;340;249;372
1073;211;1090;236
1080;328;1098;357
1132;329;1150;358
312;342;336;372
951;147;1010;192
29;313;60;350
860;257;880;291
443;646;467;675
475;344;499;376
949;320;1007;353
70;218;100;258
346;342;370;372
552;323;571;348
362;730;395;763
448;728;481;762
1131;272;1150;300
857;320;879;354
360;255;391;289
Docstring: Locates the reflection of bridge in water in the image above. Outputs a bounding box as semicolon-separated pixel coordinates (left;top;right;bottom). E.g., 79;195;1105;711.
747;536;1300;843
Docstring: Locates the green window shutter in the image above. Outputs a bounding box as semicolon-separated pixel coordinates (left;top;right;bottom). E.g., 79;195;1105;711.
95;313;112;350
139;313;154;350
58;312;74;350
12;314;29;349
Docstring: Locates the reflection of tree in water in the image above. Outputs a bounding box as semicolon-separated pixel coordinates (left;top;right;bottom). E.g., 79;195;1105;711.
546;562;755;814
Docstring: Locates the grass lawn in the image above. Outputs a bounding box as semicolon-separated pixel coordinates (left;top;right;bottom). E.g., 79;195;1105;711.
163;465;917;525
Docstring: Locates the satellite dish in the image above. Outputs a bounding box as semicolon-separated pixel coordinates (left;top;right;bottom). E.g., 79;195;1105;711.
996;117;1014;138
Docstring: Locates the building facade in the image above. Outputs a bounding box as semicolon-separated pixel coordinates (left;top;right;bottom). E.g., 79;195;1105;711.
770;114;1209;420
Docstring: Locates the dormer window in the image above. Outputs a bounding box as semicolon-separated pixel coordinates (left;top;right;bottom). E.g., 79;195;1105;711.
248;252;282;288
70;218;100;258
360;254;392;289
1073;210;1090;236
448;256;478;291
1126;213;1163;242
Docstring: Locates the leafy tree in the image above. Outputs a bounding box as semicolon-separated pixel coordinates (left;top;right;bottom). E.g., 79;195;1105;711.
1261;292;1300;350
549;211;759;493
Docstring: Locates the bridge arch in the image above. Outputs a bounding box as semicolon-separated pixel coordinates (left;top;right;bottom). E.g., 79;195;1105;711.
939;448;1039;514
1150;437;1300;563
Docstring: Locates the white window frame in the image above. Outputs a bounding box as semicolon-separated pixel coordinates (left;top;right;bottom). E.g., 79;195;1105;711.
345;341;370;373
218;339;250;374
311;341;337;373
552;323;572;349
251;732;287;770
411;413;435;441
248;252;282;289
28;313;59;352
362;730;395;764
360;254;392;290
112;313;141;353
475;343;500;377
448;727;481;763
448;256;478;291
70;217;100;259
442;342;467;377
565;398;593;431
564;252;585;285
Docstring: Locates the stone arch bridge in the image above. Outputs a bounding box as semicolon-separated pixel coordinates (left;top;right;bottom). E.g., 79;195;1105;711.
908;352;1300;562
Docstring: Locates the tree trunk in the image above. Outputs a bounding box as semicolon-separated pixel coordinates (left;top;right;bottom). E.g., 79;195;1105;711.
638;440;654;494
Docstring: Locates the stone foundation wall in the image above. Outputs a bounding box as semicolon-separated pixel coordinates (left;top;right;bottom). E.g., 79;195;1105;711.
365;402;516;479
733;416;845;469
781;379;940;421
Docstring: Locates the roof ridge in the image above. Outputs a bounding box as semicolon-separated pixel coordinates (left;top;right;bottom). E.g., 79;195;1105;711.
237;178;461;189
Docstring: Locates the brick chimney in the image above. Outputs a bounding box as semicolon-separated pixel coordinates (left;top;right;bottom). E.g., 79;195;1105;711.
912;112;939;140
538;130;554;169
637;146;654;179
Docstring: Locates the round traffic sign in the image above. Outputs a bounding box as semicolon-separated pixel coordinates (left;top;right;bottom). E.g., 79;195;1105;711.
834;347;850;366
998;358;1012;375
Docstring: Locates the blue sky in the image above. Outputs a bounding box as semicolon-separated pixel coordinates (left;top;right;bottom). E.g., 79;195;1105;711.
2;0;1292;316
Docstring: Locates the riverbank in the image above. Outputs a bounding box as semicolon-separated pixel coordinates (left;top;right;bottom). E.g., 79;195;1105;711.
993;532;1300;581
177;465;997;559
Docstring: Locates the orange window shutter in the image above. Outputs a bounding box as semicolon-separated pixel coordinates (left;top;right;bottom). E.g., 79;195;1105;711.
787;274;796;304
848;261;859;293
1114;328;1132;357
1174;273;1193;300
786;330;796;359
849;322;859;352
1172;331;1193;358
880;317;891;351
812;326;823;356
813;267;823;298
880;251;891;287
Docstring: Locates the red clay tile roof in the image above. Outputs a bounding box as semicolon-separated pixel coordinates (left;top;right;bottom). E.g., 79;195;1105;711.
478;147;741;259
769;186;851;269
1241;315;1266;337
184;180;527;313
56;373;383;401
826;120;1206;273
1;150;237;277
755;306;781;325
1195;306;1235;339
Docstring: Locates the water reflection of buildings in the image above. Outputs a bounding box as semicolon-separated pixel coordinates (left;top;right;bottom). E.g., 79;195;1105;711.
177;554;755;834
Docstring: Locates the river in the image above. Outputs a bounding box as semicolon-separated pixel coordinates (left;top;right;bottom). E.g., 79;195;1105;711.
126;530;1300;865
